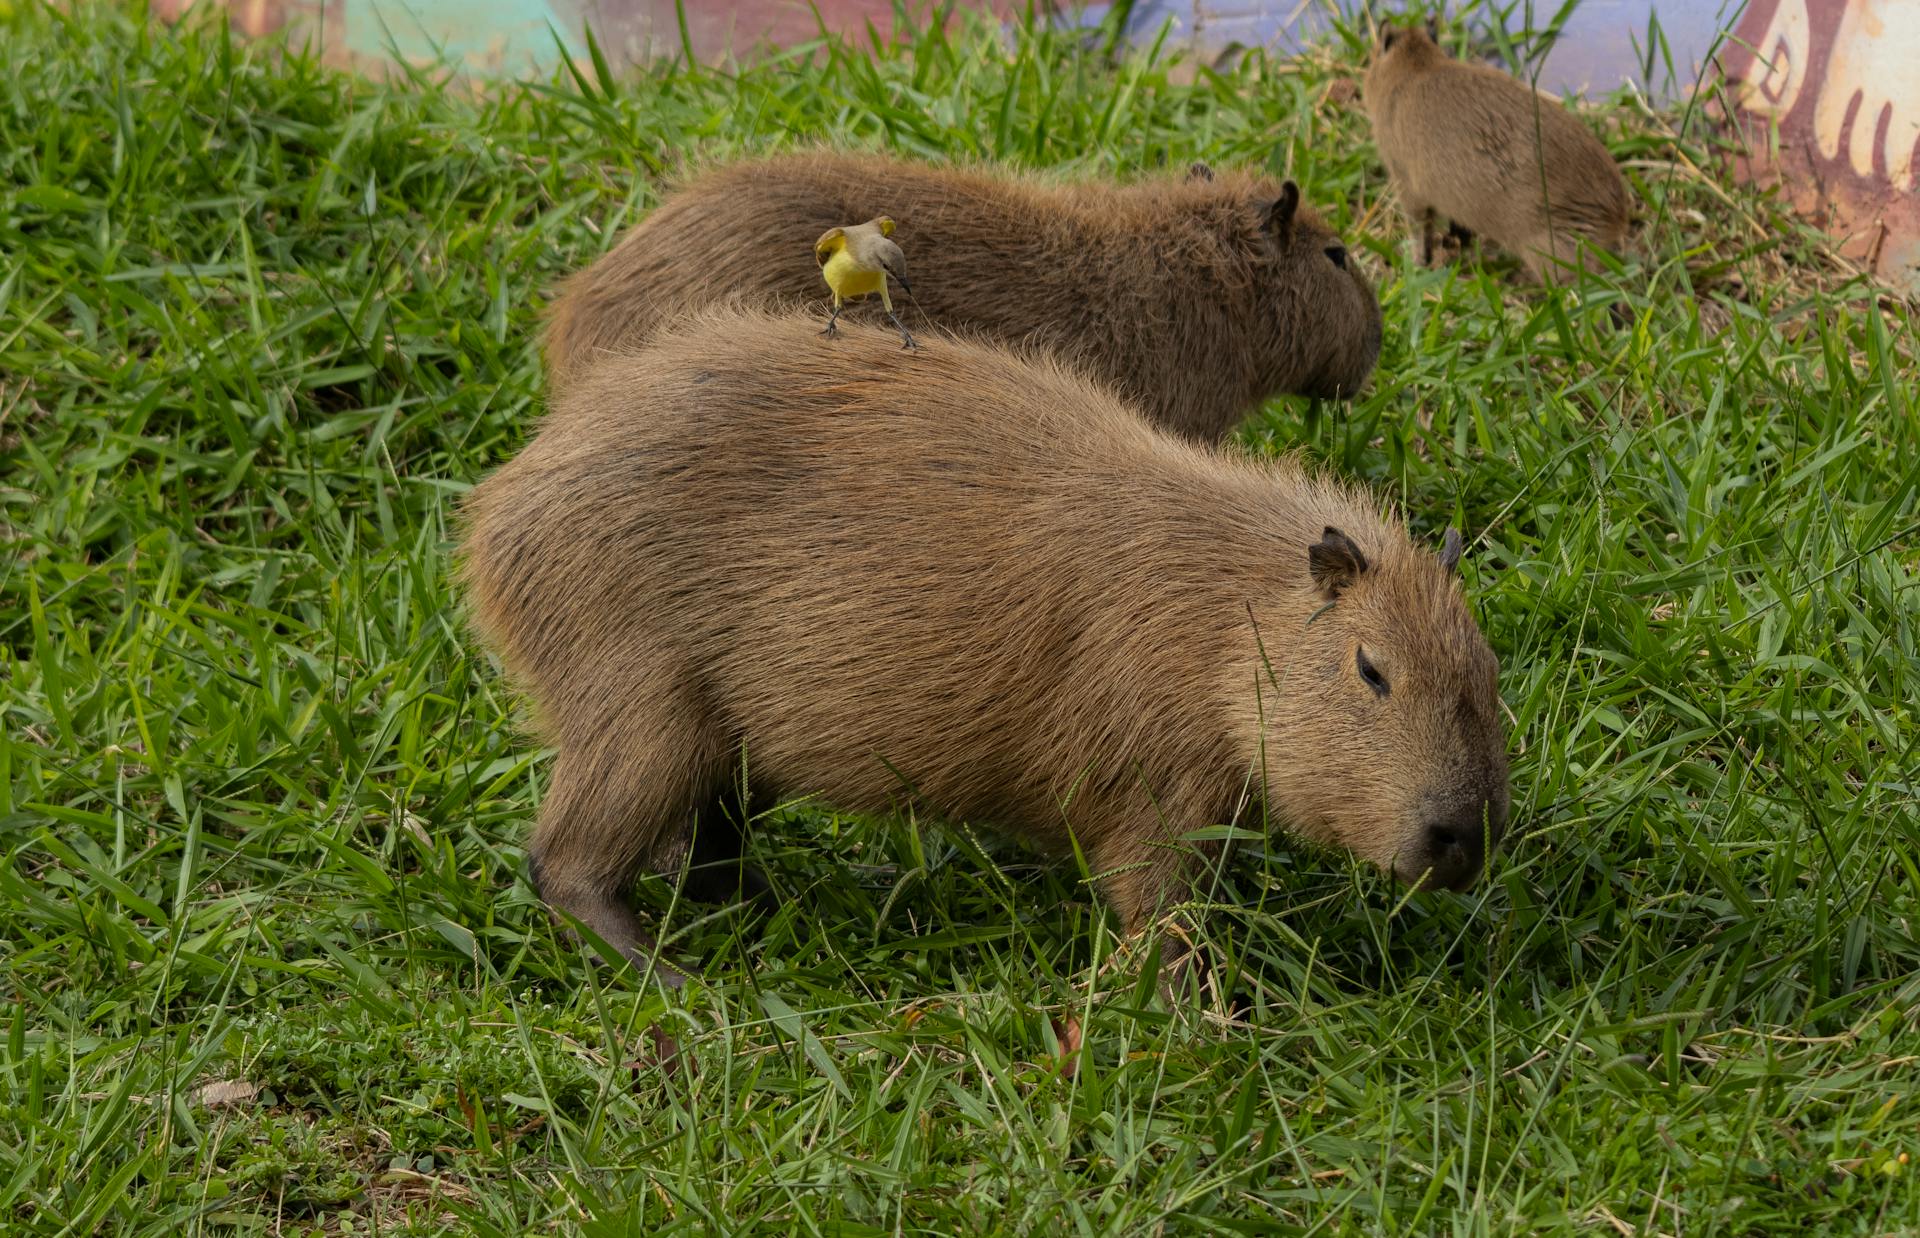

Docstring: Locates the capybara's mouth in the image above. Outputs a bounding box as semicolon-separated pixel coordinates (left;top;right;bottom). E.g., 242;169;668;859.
1303;370;1371;402
1305;340;1380;401
1392;856;1486;893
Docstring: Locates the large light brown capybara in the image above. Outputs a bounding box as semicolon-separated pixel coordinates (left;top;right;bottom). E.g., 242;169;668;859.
1364;22;1632;281
541;152;1383;444
461;309;1508;984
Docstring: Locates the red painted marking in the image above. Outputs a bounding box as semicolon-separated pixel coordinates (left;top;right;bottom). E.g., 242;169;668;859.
1722;0;1920;290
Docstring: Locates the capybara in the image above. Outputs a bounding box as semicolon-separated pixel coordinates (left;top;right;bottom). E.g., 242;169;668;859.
541;152;1383;444
1364;23;1631;282
461;309;1509;983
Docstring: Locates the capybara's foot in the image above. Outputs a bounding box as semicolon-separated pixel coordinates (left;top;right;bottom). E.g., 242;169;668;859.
629;935;689;989
530;846;689;988
629;1022;685;1082
570;917;689;989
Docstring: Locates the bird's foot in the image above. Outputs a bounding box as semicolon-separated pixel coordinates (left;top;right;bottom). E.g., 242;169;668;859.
820;324;840;338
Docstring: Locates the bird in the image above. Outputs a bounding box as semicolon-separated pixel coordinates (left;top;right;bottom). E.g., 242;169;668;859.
814;216;917;349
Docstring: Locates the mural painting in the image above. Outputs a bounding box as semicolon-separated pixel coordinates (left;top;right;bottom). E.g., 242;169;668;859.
1724;0;1920;289
144;0;1007;74
137;0;1920;292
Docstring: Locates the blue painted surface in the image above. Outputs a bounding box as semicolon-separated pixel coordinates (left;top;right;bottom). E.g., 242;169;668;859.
341;0;1740;99
1073;0;1743;101
1535;0;1743;99
347;0;579;67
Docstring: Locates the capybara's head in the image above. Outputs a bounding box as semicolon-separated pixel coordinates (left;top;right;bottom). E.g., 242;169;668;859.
1247;181;1382;402
1370;19;1442;68
1363;22;1440;106
1263;524;1509;889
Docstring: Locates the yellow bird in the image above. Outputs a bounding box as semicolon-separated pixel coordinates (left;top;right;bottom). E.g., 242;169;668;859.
814;216;917;349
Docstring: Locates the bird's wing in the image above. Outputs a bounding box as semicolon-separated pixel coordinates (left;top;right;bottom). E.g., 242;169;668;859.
814;228;845;265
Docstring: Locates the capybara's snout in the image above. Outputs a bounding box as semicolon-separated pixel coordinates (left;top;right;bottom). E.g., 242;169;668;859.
1294;242;1383;402
1397;781;1510;891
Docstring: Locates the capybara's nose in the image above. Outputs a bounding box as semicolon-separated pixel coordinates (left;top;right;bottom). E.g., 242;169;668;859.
1420;799;1504;890
1423;821;1483;890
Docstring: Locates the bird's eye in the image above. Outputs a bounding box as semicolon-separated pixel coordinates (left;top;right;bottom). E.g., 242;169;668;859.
1356;647;1389;697
1325;245;1348;269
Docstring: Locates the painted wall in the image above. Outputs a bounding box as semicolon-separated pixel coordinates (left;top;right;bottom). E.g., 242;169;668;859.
140;0;1920;291
146;0;1012;71
1081;0;1735;102
147;0;1735;96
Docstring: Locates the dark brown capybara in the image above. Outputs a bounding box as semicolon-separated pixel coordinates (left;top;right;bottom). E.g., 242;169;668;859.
541;151;1382;444
462;309;1508;985
1364;22;1632;281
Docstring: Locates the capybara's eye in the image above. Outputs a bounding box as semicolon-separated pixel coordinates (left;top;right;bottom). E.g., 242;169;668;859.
1324;245;1348;270
1356;647;1389;697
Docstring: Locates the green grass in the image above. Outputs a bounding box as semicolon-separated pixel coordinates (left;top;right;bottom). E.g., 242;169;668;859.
3;0;1918;1232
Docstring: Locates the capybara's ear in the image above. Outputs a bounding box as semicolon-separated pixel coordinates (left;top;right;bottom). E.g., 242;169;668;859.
1264;181;1301;240
1187;161;1214;182
1425;14;1440;42
1440;527;1464;573
1309;526;1369;598
1381;27;1398;52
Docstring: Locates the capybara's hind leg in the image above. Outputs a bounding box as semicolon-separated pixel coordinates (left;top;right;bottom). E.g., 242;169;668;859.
678;785;775;908
530;736;719;986
1440;220;1475;264
1406;201;1436;266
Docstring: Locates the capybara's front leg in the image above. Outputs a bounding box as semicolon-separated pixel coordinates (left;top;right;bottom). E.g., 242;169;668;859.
1088;836;1210;999
1522;228;1598;287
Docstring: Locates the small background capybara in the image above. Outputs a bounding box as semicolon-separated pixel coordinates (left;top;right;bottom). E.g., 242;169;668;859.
541;151;1383;443
461;308;1508;980
1364;21;1632;281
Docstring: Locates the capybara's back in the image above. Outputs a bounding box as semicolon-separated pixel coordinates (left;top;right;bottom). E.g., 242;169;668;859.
1364;24;1630;280
462;309;1507;980
542;152;1382;443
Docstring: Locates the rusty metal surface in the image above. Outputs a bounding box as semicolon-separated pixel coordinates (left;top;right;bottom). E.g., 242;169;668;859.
1723;0;1920;291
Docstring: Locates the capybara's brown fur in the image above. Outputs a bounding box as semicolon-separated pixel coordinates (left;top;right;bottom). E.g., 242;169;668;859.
1364;23;1632;282
461;309;1508;981
541;152;1383;444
